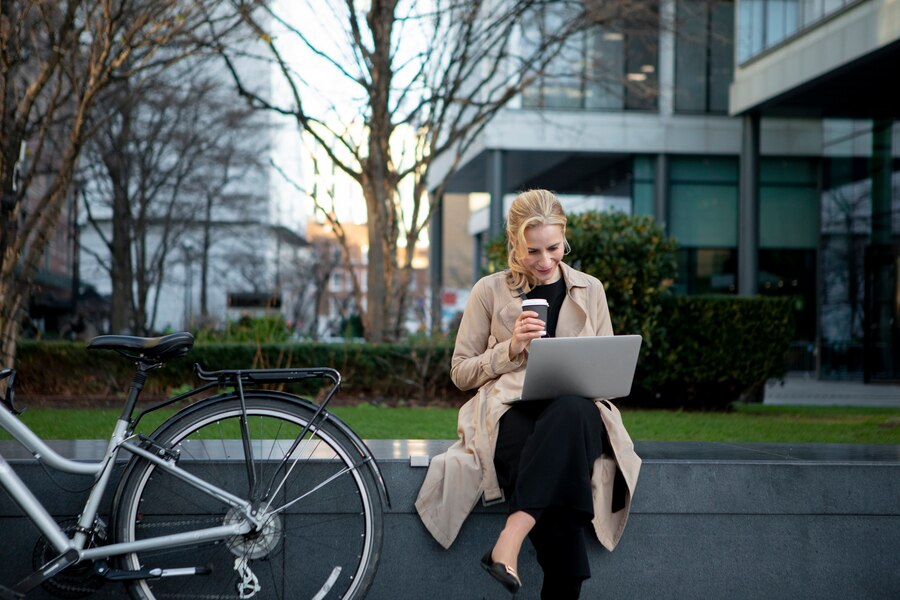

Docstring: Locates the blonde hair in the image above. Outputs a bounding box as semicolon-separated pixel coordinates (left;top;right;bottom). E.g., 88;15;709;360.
505;189;569;292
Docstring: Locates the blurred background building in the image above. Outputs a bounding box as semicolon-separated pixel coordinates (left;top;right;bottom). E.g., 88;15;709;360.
431;0;900;381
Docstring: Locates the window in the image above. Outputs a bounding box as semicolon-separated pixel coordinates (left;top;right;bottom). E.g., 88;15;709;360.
669;156;739;294
522;2;659;111
738;0;855;64
632;156;656;216
675;248;737;293
674;0;735;114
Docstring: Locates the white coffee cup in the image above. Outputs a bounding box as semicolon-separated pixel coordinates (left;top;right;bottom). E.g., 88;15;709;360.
521;298;549;336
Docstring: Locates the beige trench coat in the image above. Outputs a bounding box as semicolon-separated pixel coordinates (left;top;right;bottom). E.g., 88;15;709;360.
415;262;641;550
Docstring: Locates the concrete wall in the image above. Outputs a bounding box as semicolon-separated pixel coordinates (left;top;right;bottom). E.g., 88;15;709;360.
1;440;898;599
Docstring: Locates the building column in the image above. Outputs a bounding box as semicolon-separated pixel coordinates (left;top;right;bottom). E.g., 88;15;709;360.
429;192;444;333
654;154;668;228
738;113;760;297
488;149;505;238
871;118;893;244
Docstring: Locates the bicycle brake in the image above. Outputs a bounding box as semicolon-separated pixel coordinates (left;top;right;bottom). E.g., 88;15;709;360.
138;435;181;462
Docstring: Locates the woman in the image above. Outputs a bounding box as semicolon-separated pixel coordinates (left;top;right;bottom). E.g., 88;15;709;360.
415;190;641;598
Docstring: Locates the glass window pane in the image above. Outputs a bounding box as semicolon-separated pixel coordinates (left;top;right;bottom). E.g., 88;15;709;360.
758;249;817;340
670;184;738;246
625;18;659;110
670;156;739;182
633;155;656;179
766;0;788;47
697;249;737;293
633;182;655;216
674;248;737;294
749;0;766;56
761;157;818;184
586;27;625;110
784;0;799;37
760;186;819;248
709;1;735;113
543;25;586;109
800;0;823;28
822;0;844;19
674;0;709;113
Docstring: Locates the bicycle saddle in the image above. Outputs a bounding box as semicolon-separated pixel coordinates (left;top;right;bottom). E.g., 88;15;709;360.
87;332;195;363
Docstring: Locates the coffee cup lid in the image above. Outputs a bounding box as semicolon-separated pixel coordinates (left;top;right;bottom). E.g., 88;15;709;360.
522;298;549;306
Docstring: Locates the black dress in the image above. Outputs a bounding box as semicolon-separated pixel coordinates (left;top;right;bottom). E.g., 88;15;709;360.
493;279;606;599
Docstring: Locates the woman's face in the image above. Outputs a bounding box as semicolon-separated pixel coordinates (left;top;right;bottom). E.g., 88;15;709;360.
519;224;564;285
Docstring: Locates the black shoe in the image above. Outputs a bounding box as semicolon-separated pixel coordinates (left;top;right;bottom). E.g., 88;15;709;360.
480;549;522;595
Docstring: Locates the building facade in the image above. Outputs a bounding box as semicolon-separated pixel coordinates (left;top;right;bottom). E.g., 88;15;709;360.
430;0;900;380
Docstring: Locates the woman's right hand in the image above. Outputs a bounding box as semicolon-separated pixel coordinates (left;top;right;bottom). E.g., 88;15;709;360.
509;310;546;358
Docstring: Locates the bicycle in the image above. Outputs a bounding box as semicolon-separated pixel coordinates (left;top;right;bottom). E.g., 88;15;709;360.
0;332;388;600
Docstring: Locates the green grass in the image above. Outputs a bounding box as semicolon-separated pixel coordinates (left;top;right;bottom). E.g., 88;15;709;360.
2;403;898;444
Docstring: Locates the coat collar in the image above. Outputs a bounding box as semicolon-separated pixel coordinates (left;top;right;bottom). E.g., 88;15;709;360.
498;262;591;337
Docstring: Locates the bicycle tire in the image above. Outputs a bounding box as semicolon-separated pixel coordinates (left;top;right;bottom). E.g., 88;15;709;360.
112;393;383;600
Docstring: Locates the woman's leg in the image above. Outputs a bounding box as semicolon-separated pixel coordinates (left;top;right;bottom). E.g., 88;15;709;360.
491;397;604;584
513;396;605;514
530;507;591;600
490;510;536;572
492;404;544;571
516;396;604;596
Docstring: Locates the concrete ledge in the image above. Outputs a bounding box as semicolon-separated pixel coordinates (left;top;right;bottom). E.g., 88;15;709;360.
1;440;898;599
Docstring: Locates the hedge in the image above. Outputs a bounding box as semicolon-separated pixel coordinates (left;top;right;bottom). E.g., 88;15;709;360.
634;294;794;409
13;336;460;406
14;296;792;410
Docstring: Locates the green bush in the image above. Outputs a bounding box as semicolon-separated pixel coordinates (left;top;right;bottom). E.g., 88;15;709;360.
638;295;794;409
194;315;291;343
565;211;677;349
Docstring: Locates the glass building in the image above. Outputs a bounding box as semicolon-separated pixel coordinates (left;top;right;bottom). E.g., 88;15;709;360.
430;0;900;380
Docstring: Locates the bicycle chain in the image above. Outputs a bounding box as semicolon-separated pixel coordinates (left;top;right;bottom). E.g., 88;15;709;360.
135;516;225;530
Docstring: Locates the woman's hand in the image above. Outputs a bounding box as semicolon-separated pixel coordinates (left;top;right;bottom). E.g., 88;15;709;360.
509;310;546;358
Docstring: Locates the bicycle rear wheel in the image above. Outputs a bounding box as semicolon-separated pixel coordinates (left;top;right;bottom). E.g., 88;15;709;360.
113;393;382;600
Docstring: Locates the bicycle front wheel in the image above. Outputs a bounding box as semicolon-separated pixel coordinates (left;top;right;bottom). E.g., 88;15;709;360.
113;393;383;600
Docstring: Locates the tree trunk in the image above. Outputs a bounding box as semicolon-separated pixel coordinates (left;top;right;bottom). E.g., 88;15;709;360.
363;183;387;342
109;181;134;333
106;98;134;334
200;192;212;319
0;283;23;369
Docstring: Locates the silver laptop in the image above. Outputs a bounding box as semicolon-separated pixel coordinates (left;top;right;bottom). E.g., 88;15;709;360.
509;335;642;403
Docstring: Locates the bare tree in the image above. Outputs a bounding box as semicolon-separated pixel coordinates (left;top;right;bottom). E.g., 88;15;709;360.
207;0;651;342
0;0;235;365
80;59;267;334
285;237;340;340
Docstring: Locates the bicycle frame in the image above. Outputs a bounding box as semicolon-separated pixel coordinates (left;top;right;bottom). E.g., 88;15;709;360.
0;400;257;566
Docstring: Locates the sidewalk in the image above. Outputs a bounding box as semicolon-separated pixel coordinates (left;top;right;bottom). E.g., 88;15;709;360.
764;372;900;407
